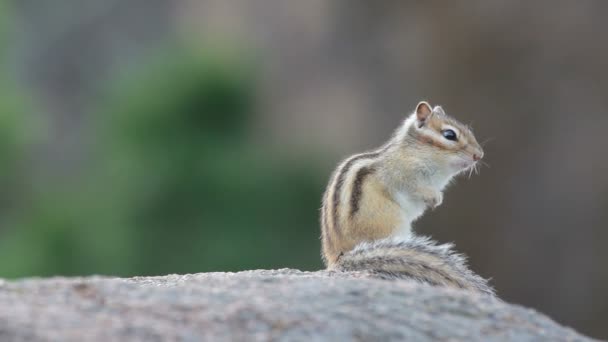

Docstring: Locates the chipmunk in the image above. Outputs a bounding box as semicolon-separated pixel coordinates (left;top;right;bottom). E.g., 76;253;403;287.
320;101;495;296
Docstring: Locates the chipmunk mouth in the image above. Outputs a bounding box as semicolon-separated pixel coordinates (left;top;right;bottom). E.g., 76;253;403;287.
452;158;474;169
450;156;478;174
459;159;481;178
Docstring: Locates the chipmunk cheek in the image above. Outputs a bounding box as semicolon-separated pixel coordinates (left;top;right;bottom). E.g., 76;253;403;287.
419;135;441;149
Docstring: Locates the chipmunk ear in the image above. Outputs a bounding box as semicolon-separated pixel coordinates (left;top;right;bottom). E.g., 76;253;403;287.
415;101;433;127
433;106;446;116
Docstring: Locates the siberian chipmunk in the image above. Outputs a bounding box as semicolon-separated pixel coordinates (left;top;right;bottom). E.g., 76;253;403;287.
320;101;495;296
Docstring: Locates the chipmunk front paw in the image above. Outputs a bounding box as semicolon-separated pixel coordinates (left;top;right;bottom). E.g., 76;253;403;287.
420;188;443;209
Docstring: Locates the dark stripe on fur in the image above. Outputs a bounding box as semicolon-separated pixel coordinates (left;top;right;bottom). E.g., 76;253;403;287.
331;151;382;237
349;166;375;218
415;261;467;289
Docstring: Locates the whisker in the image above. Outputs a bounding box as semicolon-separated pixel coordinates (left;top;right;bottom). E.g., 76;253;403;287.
478;160;490;168
480;137;495;147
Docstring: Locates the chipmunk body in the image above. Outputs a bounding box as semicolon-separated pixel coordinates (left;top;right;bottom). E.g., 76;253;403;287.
320;101;494;296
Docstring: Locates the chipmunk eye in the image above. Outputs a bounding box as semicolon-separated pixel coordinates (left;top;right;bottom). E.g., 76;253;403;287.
441;129;457;141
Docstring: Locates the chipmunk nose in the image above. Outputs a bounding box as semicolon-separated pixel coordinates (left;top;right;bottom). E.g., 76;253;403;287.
473;152;484;161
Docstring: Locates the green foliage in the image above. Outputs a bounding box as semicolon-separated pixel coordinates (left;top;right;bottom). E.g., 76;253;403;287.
0;1;44;228
0;47;325;278
0;2;51;276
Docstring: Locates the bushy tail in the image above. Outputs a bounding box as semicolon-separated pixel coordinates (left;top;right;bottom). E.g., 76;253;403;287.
333;236;496;296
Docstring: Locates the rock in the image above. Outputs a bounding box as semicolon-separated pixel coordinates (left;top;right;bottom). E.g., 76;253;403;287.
0;269;593;341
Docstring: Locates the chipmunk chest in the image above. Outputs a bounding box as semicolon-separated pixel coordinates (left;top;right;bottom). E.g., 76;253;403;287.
393;191;426;222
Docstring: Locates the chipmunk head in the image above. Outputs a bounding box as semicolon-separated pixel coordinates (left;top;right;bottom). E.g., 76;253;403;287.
408;101;484;175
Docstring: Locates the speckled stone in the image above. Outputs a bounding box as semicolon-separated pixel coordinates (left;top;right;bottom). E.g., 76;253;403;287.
0;269;594;341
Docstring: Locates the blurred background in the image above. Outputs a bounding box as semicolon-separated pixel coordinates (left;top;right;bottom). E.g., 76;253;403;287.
0;0;606;339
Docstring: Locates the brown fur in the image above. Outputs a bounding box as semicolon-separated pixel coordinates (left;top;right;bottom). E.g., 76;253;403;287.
322;155;396;265
349;166;375;218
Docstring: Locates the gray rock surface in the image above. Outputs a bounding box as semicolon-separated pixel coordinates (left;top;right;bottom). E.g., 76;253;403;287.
0;269;594;341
